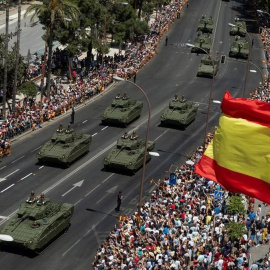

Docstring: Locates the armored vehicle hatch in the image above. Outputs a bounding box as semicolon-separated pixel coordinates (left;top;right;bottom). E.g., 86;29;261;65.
160;95;198;127
101;93;143;126
103;131;155;173
37;125;92;166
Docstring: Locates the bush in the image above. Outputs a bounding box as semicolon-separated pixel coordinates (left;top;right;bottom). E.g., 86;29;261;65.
18;82;38;98
226;222;247;242
226;195;245;216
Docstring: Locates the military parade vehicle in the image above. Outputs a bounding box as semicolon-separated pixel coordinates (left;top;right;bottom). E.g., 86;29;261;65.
197;15;214;33
101;93;143;126
0;192;74;254
160;95;198;128
229;18;247;37
197;55;220;77
36;125;92;167
191;32;211;53
103;131;155;173
229;35;249;59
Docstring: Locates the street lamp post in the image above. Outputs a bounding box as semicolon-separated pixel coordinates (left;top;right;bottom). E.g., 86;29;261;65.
113;76;151;217
228;23;252;98
185;43;215;153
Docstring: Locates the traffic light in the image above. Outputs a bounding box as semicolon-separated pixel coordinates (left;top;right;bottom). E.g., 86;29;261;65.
221;55;226;63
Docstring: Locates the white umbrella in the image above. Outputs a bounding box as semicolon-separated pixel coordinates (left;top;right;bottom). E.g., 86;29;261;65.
186;160;195;166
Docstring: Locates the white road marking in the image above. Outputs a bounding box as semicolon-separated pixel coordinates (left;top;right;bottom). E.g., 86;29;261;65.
39;166;44;169
62;180;84;197
102;173;114;183
11;155;25;163
0;178;6;182
62;239;81;257
155;129;169;141
0;166;6;171
82;120;88;124
1;184;15;193
85;184;101;197
92;133;97;137
0;215;7;219
4;169;19;178
74;199;83;206
101;126;108;131
30;146;42;153
20;173;32;181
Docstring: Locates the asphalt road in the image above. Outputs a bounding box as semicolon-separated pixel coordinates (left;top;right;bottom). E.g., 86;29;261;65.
0;0;267;269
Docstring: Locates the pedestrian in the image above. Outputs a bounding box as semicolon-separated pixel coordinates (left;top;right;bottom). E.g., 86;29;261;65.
187;1;189;8
252;39;254;47
165;36;168;46
70;106;75;124
115;191;123;212
133;72;137;83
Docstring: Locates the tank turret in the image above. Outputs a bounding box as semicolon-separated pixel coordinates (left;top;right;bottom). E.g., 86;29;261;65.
229;36;249;59
197;15;214;33
197;55;220;77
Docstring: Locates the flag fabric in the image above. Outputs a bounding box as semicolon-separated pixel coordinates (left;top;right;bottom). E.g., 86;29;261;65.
195;91;270;204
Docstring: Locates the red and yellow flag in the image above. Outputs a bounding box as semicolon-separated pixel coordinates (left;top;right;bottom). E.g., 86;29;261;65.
195;91;270;204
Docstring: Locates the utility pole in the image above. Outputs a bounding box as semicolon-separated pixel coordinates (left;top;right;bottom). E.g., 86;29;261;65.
2;0;9;120
13;0;22;112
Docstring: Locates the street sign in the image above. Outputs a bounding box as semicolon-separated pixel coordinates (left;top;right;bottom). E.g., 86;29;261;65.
214;190;223;200
169;173;177;185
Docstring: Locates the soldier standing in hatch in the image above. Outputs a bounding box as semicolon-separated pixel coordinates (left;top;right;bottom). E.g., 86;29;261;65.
115;191;123;212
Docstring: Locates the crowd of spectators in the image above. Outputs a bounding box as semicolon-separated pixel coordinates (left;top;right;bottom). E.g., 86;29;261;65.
0;0;186;159
92;131;270;270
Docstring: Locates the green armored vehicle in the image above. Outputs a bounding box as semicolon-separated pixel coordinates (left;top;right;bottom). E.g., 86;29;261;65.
0;192;74;254
160;95;198;127
101;93;143;126
229;18;247;37
229;36;249;59
197;55;219;77
103;131;155;173
191;32;211;53
37;125;92;166
197;15;214;33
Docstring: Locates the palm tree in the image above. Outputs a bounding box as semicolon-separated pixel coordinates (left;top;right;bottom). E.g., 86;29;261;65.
13;0;22;112
2;0;10;120
25;0;79;98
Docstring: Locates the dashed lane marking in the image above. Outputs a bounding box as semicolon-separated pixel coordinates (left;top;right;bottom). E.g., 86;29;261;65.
82;120;88;124
30;146;42;153
39;166;44;169
92;133;97;137
84;184;101;197
1;184;15;193
4;169;19;178
0;166;6;171
19;173;32;181
155;129;169;141
101;126;108;131
102;174;114;183
11;155;25;163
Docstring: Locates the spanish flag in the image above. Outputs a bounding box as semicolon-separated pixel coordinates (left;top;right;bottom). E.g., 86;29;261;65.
195;91;270;204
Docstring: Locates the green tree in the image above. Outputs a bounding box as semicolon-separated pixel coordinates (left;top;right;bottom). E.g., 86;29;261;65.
226;222;247;242
25;0;79;96
18;82;38;98
226;196;246;216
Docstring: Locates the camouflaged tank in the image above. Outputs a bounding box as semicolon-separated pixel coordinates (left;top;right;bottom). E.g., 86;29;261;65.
191;32;211;53
100;93;143;126
197;15;214;33
160;95;198;127
103;131;155;173
36;125;92;166
0;192;74;254
230;18;247;37
197;55;219;77
229;35;249;59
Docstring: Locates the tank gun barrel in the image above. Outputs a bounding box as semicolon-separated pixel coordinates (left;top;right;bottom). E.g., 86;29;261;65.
11;213;28;232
